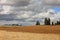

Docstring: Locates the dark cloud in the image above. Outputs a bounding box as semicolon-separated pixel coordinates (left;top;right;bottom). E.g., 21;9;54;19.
14;1;30;6
43;0;60;6
0;14;15;20
0;0;30;6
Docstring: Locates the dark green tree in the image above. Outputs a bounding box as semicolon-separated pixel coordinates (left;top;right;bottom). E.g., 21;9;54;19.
57;21;59;25
57;21;60;25
44;18;51;25
52;22;54;25
55;20;60;25
45;18;48;25
59;21;60;24
48;18;50;25
36;20;40;25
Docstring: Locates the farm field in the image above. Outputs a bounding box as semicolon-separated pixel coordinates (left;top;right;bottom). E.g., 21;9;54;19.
0;25;60;40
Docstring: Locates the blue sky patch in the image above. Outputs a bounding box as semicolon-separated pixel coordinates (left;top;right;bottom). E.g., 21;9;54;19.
51;7;60;12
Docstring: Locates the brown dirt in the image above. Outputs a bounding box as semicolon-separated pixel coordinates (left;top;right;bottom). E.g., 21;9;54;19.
0;25;60;34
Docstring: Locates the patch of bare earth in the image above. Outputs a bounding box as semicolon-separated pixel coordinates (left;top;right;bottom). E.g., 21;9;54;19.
0;25;60;40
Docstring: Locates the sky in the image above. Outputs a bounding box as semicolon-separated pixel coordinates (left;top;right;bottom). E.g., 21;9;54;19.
0;0;60;26
51;7;60;12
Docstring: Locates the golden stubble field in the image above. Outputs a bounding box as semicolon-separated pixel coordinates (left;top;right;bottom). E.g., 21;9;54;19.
0;25;60;40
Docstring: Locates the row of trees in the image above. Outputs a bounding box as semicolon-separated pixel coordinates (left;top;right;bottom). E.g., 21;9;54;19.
55;21;60;25
36;18;60;25
5;24;22;26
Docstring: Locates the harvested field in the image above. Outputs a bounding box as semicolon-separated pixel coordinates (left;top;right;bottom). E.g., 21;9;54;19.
0;25;60;40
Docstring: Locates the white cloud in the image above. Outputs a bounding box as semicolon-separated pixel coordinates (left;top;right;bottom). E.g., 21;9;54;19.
0;0;7;3
0;0;60;25
52;12;60;21
0;6;11;14
32;9;56;18
15;11;34;19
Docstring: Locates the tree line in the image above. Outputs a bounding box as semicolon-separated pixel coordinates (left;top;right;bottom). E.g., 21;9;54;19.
36;18;60;25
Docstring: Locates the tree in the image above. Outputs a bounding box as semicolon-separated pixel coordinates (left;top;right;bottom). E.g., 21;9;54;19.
48;18;50;25
55;21;60;25
57;21;59;25
44;18;51;25
52;22;54;25
59;21;60;24
45;18;48;25
56;21;60;25
36;20;40;25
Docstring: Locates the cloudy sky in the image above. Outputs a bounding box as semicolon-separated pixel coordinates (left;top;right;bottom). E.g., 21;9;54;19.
0;0;60;26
